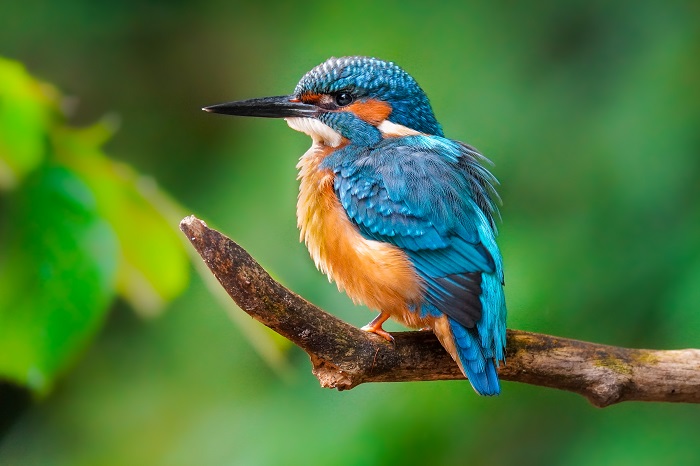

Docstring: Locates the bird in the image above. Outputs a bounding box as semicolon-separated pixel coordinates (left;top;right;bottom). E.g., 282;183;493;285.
203;56;506;395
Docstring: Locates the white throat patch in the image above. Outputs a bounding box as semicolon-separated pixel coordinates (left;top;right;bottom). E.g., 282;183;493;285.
286;117;343;148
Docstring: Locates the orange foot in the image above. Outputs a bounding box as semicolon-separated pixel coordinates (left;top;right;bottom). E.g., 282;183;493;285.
361;312;394;343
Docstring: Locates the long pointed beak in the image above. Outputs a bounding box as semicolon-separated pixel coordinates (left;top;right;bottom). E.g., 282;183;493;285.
202;95;318;118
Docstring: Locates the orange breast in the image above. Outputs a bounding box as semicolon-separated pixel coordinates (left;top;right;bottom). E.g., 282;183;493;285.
296;143;424;319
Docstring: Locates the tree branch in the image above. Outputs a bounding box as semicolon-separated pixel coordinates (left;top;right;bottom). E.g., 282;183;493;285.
180;215;700;407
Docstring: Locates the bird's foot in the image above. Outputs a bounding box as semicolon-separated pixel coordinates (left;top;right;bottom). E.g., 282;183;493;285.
361;312;394;343
361;324;395;342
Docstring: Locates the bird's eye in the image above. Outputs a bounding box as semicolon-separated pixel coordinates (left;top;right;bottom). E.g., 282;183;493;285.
334;92;354;107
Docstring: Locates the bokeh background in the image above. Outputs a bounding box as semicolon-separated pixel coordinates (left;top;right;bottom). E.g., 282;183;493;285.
1;1;700;465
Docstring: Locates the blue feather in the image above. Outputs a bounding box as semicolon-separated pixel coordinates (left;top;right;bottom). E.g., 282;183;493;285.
448;317;500;395
324;135;506;348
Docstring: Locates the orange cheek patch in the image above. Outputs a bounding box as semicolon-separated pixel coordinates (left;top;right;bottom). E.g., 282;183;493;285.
300;92;323;104
347;99;392;126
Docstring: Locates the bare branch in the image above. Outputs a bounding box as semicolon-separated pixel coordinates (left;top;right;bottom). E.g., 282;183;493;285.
180;215;700;407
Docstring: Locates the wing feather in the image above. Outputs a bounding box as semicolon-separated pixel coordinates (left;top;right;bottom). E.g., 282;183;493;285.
324;135;502;329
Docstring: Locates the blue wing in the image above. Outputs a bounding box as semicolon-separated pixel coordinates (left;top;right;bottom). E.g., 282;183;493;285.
323;136;506;395
324;135;506;395
323;135;503;330
324;135;507;395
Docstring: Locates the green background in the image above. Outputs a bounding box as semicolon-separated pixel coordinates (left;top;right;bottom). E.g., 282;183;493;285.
1;0;700;464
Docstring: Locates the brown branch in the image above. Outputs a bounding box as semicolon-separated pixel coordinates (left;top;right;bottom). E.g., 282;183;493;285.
180;215;700;408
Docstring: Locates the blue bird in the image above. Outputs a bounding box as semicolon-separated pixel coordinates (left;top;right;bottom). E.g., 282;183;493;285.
204;56;506;395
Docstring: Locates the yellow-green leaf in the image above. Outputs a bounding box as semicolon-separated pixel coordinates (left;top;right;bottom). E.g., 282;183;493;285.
54;125;190;316
0;166;118;393
0;57;58;190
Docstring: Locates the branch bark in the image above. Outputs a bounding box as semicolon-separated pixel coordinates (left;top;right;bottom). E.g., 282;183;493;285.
180;215;700;408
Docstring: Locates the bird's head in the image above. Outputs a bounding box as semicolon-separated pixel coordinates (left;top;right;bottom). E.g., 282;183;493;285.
204;56;443;147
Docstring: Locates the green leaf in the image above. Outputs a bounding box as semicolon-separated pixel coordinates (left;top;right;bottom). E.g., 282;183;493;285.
0;166;118;393
0;57;57;191
54;124;190;316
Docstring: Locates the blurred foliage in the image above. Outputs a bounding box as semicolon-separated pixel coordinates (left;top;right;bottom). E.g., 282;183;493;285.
0;1;700;465
0;58;189;393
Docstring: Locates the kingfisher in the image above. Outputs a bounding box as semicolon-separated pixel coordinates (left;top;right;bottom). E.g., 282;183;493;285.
204;56;506;395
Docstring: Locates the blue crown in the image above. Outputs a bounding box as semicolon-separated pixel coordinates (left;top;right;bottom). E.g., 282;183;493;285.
294;56;443;137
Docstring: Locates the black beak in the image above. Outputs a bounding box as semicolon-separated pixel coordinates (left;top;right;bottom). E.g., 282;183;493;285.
202;95;318;118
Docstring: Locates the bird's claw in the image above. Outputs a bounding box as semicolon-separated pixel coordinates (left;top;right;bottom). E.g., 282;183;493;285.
361;324;395;343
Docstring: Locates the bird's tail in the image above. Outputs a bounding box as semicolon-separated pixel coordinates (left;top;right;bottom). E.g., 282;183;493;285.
433;316;501;396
